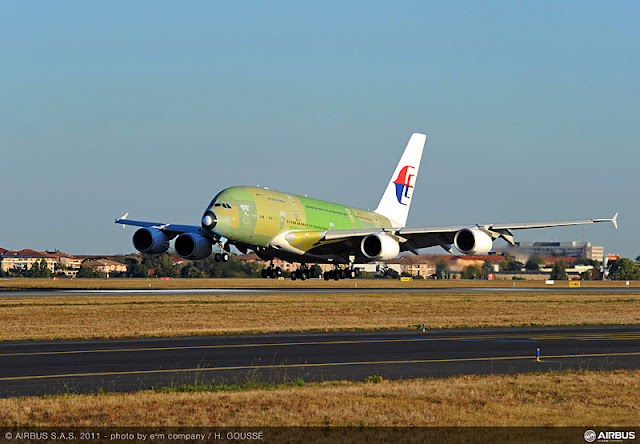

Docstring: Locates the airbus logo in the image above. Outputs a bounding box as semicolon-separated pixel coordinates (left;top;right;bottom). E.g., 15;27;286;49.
584;430;636;442
585;430;597;442
393;165;415;206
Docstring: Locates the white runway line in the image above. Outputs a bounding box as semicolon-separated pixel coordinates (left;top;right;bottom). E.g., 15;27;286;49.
71;288;268;294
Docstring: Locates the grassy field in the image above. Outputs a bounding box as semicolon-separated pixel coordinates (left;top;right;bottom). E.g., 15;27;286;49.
1;290;639;340
1;277;638;290
2;281;637;430
1;370;637;426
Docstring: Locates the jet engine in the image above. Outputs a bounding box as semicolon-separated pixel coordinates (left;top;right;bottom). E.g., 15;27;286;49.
360;233;400;261
132;228;170;254
453;227;493;255
175;233;213;260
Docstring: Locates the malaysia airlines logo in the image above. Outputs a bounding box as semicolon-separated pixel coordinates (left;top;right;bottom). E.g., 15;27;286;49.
393;165;415;205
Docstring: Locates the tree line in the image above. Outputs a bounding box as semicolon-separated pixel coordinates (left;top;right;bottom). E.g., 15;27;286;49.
432;255;640;281
121;253;263;279
2;253;640;280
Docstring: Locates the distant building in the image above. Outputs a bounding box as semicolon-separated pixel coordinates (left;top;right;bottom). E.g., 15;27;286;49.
235;254;336;273
0;249;61;273
52;251;83;271
0;249;132;277
82;259;127;274
494;241;603;263
388;256;436;278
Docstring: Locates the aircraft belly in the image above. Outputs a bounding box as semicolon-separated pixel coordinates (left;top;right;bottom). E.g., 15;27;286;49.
262;248;348;265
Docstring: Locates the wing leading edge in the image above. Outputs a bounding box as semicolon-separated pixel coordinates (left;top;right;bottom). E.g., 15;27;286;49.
115;215;203;236
292;212;619;255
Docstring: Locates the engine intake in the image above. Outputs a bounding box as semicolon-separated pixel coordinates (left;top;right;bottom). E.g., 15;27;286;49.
453;228;493;255
360;233;400;261
132;228;170;254
175;233;213;260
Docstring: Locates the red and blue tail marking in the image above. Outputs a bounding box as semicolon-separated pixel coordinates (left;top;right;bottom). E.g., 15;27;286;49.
393;165;415;205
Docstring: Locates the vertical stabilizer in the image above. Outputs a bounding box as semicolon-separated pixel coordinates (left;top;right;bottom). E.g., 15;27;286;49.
374;133;426;227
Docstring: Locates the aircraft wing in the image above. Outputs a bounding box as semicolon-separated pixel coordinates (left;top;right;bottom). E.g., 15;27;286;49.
114;216;204;236
303;213;618;255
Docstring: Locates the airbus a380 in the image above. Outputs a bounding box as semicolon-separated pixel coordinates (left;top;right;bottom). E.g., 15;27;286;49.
116;133;618;280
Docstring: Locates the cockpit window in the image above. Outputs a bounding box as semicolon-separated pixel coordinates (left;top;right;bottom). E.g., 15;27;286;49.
214;203;232;209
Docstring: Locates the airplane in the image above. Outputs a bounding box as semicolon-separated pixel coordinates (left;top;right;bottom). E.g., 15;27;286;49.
116;133;618;281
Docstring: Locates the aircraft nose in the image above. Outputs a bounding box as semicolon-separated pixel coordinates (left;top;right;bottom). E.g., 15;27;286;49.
202;211;217;230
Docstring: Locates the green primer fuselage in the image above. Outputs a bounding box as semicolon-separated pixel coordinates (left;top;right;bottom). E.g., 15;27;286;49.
204;186;392;261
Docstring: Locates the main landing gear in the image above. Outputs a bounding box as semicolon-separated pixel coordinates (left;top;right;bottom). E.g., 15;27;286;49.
323;267;359;281
290;265;320;281
261;262;283;279
259;263;360;281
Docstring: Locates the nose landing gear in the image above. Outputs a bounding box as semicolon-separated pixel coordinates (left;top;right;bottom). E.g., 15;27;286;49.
214;252;230;262
214;242;231;262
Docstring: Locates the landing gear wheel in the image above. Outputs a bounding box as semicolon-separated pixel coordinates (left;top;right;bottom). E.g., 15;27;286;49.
323;271;331;281
221;252;230;262
275;267;282;277
261;269;268;279
214;253;222;262
333;269;340;281
291;271;297;281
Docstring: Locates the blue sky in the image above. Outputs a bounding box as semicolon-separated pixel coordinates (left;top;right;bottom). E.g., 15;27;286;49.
2;1;638;258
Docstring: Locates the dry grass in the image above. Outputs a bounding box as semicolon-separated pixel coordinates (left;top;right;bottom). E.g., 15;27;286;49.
1;290;639;340
0;370;637;426
1;277;638;291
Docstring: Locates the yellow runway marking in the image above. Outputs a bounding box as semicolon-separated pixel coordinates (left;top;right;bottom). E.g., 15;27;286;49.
1;332;639;357
1;351;640;382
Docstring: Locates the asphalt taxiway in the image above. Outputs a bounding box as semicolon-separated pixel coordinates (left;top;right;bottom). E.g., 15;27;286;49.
0;285;638;297
1;325;639;397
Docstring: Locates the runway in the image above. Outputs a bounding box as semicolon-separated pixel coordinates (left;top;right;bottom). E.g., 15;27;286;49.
0;285;638;297
1;325;639;397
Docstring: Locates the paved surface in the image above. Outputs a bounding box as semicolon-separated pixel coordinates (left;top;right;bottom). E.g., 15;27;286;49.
0;286;638;297
1;325;639;397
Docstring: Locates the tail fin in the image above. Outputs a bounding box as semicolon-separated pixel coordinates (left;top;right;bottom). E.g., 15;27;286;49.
374;133;426;227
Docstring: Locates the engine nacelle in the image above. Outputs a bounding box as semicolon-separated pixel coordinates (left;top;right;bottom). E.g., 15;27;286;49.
360;233;400;261
132;228;170;254
453;227;493;255
175;233;213;260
